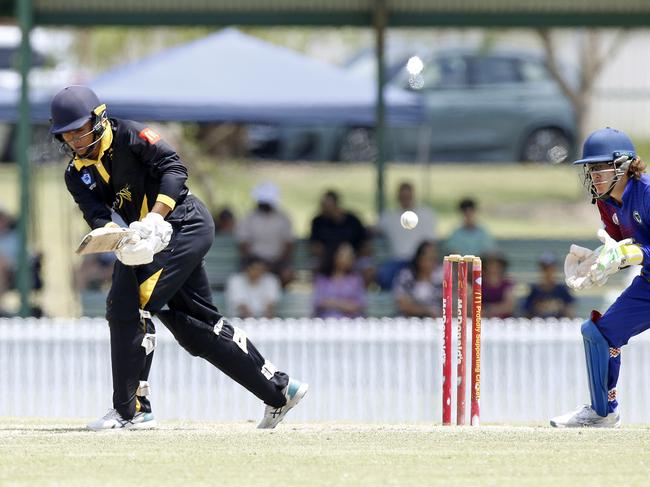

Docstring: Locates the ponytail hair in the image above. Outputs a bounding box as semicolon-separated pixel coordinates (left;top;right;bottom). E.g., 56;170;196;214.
628;158;647;180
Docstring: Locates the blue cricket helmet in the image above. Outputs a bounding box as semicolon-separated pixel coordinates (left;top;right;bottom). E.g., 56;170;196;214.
573;127;636;165
50;85;103;135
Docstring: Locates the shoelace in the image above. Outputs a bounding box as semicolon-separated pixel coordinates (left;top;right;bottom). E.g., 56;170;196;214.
102;408;120;420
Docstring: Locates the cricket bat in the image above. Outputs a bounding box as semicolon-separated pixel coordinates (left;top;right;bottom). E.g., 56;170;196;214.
76;227;138;255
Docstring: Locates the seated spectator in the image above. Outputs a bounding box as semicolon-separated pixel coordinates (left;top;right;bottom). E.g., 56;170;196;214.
225;256;281;318
444;198;496;257
74;253;115;291
482;252;516;319
524;252;575;318
313;242;367;319
394;240;443;318
213;207;235;235
376;181;437;290
310;190;369;267
0;206;18;310
235;182;294;287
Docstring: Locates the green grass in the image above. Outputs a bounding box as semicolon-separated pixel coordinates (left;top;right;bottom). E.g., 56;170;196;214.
1;420;650;486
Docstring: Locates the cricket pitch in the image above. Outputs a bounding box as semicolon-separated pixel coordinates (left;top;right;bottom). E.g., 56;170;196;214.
1;419;649;486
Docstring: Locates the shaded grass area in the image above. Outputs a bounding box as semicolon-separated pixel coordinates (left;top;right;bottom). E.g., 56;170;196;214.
1;420;650;487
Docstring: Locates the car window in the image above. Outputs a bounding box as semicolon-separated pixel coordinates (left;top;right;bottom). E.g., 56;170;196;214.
519;59;552;83
470;56;521;85
417;56;468;90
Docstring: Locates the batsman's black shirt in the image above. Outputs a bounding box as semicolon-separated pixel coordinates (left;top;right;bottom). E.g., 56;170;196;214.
64;118;189;229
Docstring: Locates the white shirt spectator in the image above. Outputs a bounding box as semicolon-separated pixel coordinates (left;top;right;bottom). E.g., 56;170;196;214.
378;206;436;260
226;271;281;318
235;209;293;261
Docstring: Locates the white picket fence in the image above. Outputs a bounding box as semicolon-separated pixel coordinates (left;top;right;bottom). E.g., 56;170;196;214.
1;317;650;424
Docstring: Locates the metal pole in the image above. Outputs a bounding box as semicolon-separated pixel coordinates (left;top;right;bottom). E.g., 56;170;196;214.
17;0;33;316
373;0;387;215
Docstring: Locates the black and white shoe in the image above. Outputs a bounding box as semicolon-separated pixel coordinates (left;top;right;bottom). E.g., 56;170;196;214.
87;408;157;431
257;379;308;429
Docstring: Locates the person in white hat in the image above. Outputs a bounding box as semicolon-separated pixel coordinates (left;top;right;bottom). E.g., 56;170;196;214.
235;182;295;287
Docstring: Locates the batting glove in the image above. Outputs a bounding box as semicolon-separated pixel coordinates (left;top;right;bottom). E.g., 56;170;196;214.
114;236;155;266
129;212;173;254
589;229;640;286
564;244;598;290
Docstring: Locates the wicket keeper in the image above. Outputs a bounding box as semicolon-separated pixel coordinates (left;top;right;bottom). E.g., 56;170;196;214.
552;127;649;428
50;85;307;430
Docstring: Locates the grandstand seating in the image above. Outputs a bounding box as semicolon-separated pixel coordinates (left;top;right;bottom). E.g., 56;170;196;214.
80;236;620;319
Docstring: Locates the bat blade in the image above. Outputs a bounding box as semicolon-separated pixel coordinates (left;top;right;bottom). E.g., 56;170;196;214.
76;227;137;255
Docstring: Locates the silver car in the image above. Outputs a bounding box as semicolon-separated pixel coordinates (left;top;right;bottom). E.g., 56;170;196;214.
249;48;577;163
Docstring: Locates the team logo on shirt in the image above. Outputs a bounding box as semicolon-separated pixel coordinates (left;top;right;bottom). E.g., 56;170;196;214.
80;169;96;190
113;185;132;210
633;211;642;224
612;213;619;225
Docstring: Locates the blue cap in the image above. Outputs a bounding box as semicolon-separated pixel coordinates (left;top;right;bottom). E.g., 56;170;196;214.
573;127;636;165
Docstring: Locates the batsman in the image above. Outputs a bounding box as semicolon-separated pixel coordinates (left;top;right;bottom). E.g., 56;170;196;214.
51;85;307;430
552;127;650;428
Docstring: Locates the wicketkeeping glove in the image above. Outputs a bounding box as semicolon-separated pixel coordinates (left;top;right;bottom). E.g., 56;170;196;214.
129;212;173;254
564;244;598;290
589;229;641;286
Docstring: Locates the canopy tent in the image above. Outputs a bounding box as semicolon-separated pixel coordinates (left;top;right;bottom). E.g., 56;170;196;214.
85;28;421;126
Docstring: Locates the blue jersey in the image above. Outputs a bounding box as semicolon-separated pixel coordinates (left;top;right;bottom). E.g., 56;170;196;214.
597;174;650;279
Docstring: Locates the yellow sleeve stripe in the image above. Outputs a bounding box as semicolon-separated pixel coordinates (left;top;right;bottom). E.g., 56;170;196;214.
156;194;176;210
139;268;163;308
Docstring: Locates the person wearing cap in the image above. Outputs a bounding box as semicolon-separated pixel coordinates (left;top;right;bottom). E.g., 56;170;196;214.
234;182;294;287
523;252;574;319
551;127;649;428
50;85;307;430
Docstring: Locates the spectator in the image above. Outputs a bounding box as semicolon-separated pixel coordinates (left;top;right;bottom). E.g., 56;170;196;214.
74;253;115;291
523;252;575;318
0;206;18;309
213;207;236;235
393;240;443;318
309;189;369;269
235;182;294;287
226;256;281;318
376;181;437;289
444;198;496;257
313;242;367;319
482;252;516;319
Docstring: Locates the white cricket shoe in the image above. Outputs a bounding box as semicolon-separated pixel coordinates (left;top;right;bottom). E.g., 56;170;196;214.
87;408;157;431
550;404;620;428
258;378;309;429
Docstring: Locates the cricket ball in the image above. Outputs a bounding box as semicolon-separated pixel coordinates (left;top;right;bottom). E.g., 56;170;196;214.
400;210;418;230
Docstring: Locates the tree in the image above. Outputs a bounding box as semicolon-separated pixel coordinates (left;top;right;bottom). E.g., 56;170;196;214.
537;29;630;141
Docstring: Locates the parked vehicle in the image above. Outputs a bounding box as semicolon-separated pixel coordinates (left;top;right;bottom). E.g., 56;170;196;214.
249;47;577;163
